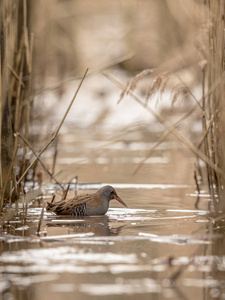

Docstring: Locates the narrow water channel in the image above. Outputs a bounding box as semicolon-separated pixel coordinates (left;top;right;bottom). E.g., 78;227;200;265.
1;77;224;300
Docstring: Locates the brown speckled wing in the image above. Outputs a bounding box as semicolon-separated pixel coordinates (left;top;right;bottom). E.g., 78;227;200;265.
47;193;94;215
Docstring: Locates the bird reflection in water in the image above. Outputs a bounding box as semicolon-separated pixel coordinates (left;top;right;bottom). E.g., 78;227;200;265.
46;214;126;237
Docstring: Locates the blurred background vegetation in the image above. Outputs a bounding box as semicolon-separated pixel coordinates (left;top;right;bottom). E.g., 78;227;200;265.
29;0;203;80
1;0;225;213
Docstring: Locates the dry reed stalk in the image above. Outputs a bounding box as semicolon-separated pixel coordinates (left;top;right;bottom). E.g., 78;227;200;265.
17;68;88;186
37;204;45;236
74;176;78;197
37;172;42;188
213;213;225;223
0;72;2;203
197;113;217;150
203;0;225;212
21;182;25;216
16;132;64;189
24;32;34;143
14;10;32;178
31;162;37;188
194;170;200;194
194;195;200;210
14;51;25;133
62;184;70;200
8;66;25;88
8;181;13;209
15;195;18;216
132;102;200;174
1;135;19;204
51;137;58;178
51;195;56;204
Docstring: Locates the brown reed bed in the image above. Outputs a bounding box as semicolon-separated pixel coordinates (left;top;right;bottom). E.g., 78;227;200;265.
0;0;33;209
205;0;225;213
0;0;88;229
0;0;47;219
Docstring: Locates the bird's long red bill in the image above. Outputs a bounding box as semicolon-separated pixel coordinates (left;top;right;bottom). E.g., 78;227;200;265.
114;195;128;208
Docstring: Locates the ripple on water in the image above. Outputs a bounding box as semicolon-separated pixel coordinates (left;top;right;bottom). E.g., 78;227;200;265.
0;246;137;265
79;279;161;296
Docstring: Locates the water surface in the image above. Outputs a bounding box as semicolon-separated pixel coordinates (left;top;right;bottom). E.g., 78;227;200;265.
1;110;224;300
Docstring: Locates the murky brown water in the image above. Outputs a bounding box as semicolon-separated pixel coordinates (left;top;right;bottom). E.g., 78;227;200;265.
1;101;225;300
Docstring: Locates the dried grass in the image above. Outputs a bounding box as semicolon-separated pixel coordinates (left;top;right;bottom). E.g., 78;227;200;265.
103;70;223;176
119;69;199;109
205;0;225;212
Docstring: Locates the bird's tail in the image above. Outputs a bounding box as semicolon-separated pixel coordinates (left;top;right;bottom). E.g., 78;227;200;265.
46;201;57;211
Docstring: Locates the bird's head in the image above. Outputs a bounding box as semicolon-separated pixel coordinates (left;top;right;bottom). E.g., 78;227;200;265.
100;185;128;207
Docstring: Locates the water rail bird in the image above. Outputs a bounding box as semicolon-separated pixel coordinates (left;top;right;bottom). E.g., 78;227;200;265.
46;185;127;216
